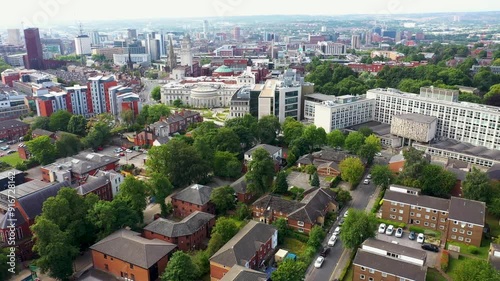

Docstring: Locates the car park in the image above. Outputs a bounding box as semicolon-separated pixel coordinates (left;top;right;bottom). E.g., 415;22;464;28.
385;225;394;235
417;233;425;244
328;234;337;246
378;223;386;234
421;243;439;252
114;148;123;153
126;149;133;153
333;226;341;235
314;256;325;268
320;247;330;257
395;227;403;238
408;231;416;240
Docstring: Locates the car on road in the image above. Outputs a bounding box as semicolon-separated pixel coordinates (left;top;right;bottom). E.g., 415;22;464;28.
367;174;372;179
114;148;123;153
378;223;386;234
126;149;133;153
395;227;403;238
328;234;337;246
408;231;416;240
339;218;345;226
421;243;439;252
385;225;394;235
417;233;425;244
320;247;330;257
363;179;370;184
314;256;325;268
0;146;8;151
333;226;341;235
375;152;382;156
343;210;349;218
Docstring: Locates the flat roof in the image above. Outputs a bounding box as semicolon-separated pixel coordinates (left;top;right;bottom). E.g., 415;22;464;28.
362;238;427;261
260;79;277;98
422;139;500;162
0;179;49;199
393;113;437;124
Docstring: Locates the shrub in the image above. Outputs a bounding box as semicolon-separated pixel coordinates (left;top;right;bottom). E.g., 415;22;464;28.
440;250;449;272
329;176;342;188
290;231;309;243
370;189;385;213
409;226;426;234
469;246;479;255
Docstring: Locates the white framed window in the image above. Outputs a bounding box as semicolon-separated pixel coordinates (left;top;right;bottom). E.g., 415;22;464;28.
382;272;387;277
442;211;447;215
297;221;304;227
369;278;374;281
458;236;464;241
390;215;396;219
398;216;403;221
452;228;458;232
426;208;430;212
432;217;436;221
369;269;375;274
411;206;415;210
467;231;472;235
416;213;421;218
417;207;422;210
431;223;436;228
451;235;456;239
391;208;397;212
360;274;365;280
410;212;415;216
298;228;304;233
361;267;365;271
415;220;420;224
465;238;471;243
391;202;397;206
468;223;473;228
459;229;465;234
424;222;429;226
399;203;404;207
399;210;404;214
440;218;446;223
433;210;437;214
425;215;430;219
439;225;445;230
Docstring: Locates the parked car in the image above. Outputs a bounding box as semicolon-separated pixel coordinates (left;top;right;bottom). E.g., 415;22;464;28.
339;218;345;226
378;223;387;234
6;150;15;154
314;256;325;268
114;148;123;153
328;234;337;247
367;174;372;179
343;210;349;218
408;231;416;240
363;179;370;185
375;152;382;156
421;243;439;252
395;227;403;238
385;225;394;235
0;146;9;151
333;226;341;236
97;147;103;151
417;233;425;244
126;149;133;153
320;247;330;257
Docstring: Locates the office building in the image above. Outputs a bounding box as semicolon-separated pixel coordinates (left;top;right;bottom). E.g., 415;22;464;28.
113;53;150;67
127;28;137;40
108;85;141;118
149;38;161;61
5;54;25;67
203;20;209;38
351;34;361;49
7;29;22;46
180;34;193;67
88;30;100;46
233;26;241;41
304;93;339;121
258;79;302;123
74;35;91;55
65;84;91;116
317;42;346;55
23;28;44;70
314;95;375;133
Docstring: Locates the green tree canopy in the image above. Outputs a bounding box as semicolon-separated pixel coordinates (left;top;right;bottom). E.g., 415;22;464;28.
32;116;51;130
371;165;394;189
327;129;345;149
273;171;289;194
161;251;199;281
462;167;492;203
82;121;111;149
245;148;276;195
339;209;378;249
484;84;500;106
454;258;500;281
257;115;280;144
148;173;174;217
49;110;72;132
116;176;149;223
419;164;456;198
336;189;353;208
26;135;58;165
147;104;171;124
212;217;239;244
67;115;87;136
55;133;82;157
310;171;320;187
271;259;307;281
210;185;236;214
344;132;365;153
357;134;382;164
339;157;365;187
213;151;241;179
273;218;290;244
283;117;305;145
307;225;326;248
303;125;327;152
151;85;161;101
88;197;141;240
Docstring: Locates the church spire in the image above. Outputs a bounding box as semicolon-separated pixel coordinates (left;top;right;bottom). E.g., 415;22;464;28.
127;48;133;71
167;36;176;72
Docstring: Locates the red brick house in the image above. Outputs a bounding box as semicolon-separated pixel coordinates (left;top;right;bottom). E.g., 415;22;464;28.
143;211;215;251
90;229;177;281
74;174;113;201
0;119;29;141
230;176;255;204
171;184;215;218
134;130;155;147
31;128;55;140
209;221;278;281
252;188;338;234
296;149;347;177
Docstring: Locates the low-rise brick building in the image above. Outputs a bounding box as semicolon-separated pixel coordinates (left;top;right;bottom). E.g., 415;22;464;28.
0;119;29;141
171;184;215;218
143;211;215;251
90;229;177;281
209;221;277;281
230;175;255;204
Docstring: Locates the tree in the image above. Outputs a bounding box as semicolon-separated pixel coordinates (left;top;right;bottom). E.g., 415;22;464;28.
49;110;72;132
67;115;87;136
357;134;382;164
55;133;82;157
310;171;320;187
161;251;198;281
454;259;500;281
271;259;307;281
459;92;483;104
117;176;149;223
339;157;365;187
32;116;50;130
148;173;173;217
212;217;239;244
358;126;373;137
173;99;183;107
88;198;140;240
245;148;276;195
327;129;345;149
120;109;135;125
344;132;365;153
274;171;289;194
147;104;171;124
419;165;456;198
484;84;500;106
401;147;428;179
26;135;58;165
82;122;111;149
0;248;13;280
256;115;280;144
212;127;241;153
489;198;500;218
336;189;352;208
151;86;161;101
303;125;327;152
273;218;290;244
207;232;225;256
462;167;492;203
339;209;378;249
283;117;304;145
307;225;326;249
147;139;211;187
371;165;394;189
210;185;236;214
235;202;252;220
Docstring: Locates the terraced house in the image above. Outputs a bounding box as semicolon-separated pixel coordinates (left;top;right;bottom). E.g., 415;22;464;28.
381;185;486;246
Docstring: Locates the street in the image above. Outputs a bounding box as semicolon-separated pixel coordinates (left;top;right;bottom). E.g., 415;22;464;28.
140;78;161;105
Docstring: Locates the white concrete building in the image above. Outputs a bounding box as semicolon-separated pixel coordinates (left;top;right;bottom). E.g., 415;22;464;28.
161;80;240;108
113;53;150;66
304;93;339;122
74;35;92;55
258;79;302;123
317;42;346;56
6;54;25;67
314;95;375;133
88;75;116;115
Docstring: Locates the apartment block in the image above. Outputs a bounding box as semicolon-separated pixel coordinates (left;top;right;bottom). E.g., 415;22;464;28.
381;185;485;246
258;79;302;123
171;184;215;218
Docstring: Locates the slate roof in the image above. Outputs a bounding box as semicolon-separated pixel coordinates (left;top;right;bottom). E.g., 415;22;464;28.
75;176;110;195
230;176;248;194
32;128;54;137
446;167;467;182
0;119;29;131
252;195;304;217
0;208;25;229
90;229;176;269
353;249;427;281
0;169;22;180
245;144;281;158
317;161;340;171
384;190;450;212
448;197;485;226
210;221;276;267
17;181;70;220
288;188;337;224
144;211;215;237
487;164;500;180
44;153;120;175
172;184;213;206
220;265;267;281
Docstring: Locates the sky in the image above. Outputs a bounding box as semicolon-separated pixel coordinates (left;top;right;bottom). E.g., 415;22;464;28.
2;0;500;28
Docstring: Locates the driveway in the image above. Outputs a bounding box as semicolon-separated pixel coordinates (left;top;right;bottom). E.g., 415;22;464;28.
287;171;330;192
375;232;440;267
99;146;146;169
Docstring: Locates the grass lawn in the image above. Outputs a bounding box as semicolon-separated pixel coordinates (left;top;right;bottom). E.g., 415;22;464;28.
342;262;354;281
447;256;469;280
487;213;500;238
446;241;489;259
282;237;307;254
0;152;22;166
426;268;447;281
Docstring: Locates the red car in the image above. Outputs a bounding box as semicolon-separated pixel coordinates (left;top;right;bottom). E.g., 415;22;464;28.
97;147;103;151
120;152;125;156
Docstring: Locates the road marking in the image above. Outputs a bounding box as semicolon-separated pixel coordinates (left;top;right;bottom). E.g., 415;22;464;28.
328;248;349;281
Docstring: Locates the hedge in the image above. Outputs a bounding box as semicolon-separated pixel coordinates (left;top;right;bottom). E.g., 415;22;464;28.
339;251;356;281
290;231;309;243
370;189;386;214
330;176;342;188
409;225;426;234
440;250;449;272
377;218;406;229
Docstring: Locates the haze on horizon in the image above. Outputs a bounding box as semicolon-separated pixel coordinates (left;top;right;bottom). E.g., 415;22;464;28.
2;0;500;29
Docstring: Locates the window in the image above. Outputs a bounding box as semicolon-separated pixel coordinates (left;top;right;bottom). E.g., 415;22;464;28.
369;278;374;281
414;220;420;224
398;216;403;221
399;210;404;214
424;222;429;226
382;272;387;277
451;235;456;239
361;266;366;271
465;238;471;243
369;269;375;273
297;221;304;227
130;264;134;269
432;216;436;221
360;275;365;280
441;218;446;223
452;228;457;232
459;229;465;234
440;225;445;230
416;213;421;218
391;208;397;212
390;215;396;219
431;223;436;228
104;264;109;271
298;228;304;233
417;207;422;210
131;274;135;281
425;215;430;219
468;224;473;228
467;231;472;235
433;210;438;214
426;208;430;212
104;254;107;259
458;236;464;241
410;212;415;216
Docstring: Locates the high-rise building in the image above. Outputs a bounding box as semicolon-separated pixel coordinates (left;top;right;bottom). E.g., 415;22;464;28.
7;29;22;46
167;37;177;72
317;42;346;55
87;76;118;115
365;32;372;45
155;32;166;56
180;34;193;67
203;20;209;39
89;30;100;46
75;35;92;55
23;28;44;70
149;39;161;61
127;29;137;40
233;26;241;41
351;35;361;49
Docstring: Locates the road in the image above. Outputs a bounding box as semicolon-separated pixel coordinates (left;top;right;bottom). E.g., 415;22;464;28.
140;78;161;105
305;153;391;281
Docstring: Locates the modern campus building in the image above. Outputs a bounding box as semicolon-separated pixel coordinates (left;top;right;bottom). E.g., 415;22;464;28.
258;78;302;123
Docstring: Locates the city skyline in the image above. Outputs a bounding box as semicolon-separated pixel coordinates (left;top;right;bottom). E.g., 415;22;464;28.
1;0;500;28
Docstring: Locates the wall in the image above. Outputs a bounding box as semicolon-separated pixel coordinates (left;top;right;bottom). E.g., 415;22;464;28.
91;250;151;281
172;198;215;218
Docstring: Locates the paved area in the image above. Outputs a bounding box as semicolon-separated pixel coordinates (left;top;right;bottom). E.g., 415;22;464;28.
287;171;330;192
375;232;440;267
98;145;146;168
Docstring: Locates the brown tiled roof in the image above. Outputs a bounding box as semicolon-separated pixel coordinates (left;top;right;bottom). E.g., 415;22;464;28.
384;190;449;212
353;249;427;281
252;195;304;217
448;197;485;226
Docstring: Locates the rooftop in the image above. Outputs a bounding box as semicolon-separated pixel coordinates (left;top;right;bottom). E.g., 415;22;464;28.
425;139;500;162
144;211;215;237
0;119;28;131
171;184;213;206
393;113;437;124
245;144;282;158
0;179;48;200
362;238;427;261
384;189;450;212
220;265;267;281
448;197;485;226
